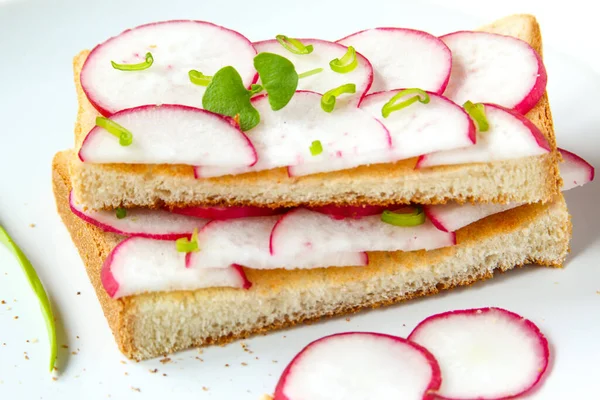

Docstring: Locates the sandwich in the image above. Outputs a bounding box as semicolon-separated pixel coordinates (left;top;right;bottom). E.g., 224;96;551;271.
52;14;594;360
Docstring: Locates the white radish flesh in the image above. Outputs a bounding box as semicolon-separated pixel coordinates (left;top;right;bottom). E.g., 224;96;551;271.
337;27;452;94
187;216;367;270
441;31;547;114
254;39;373;106
81;20;257;115
70;192;207;240
408;307;549;400
360;90;475;161
417;104;549;168
270;208;455;257
195;91;391;178
101;238;251;299
274;332;442;400
559;148;595;190
78;104;257;166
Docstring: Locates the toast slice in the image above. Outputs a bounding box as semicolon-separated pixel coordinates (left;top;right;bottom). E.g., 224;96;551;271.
54;150;571;360
69;14;560;211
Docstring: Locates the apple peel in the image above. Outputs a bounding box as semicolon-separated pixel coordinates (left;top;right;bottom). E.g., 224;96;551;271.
274;332;442;400
408;307;549;400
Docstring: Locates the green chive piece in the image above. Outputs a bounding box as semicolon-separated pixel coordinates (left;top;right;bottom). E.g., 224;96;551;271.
463;100;489;132
297;68;324;79
309;140;323;156
254;53;299;111
380;207;426;227
0;224;57;372
321;83;356;113
111;52;153;71
381;88;430;118
275;35;314;55
189;70;213;86
249;84;264;96
115;208;127;219
176;228;200;253
95;116;133;146
329;46;358;74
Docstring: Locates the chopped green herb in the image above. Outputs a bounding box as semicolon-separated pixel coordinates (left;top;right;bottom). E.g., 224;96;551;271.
321;83;356;113
176;228;200;253
116;208;127;219
189;70;212;86
249;84;264;96
111;52;153;71
0;225;57;371
329;46;358;74
381;88;430;118
381;207;425;227
297;68;324;79
254;53;299;111
275;35;314;55
95;116;133;146
463;100;489;132
309;140;323;156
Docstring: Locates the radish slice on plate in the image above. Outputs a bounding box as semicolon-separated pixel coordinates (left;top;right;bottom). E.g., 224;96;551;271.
360;90;475;161
69;192;207;240
270;208;455;257
559;148;595;190
101;238;251;299
408;307;549;400
170;205;284;220
417;104;549;168
441;31;547;114
274;332;442;400
81;20;257;115
337;28;452;95
78;104;257;166
195;91;391;178
308;204;387;220
254;39;373;106
187;216;367;270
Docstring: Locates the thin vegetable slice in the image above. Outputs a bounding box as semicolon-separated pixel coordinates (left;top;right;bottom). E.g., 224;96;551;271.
329;46;358;73
95;116;133;146
463;100;489;132
188;70;212;86
0;225;57;372
381;207;426;227
276;35;314;55
176;228;200;253
111;52;153;71
381;88;430;118
321;83;356;112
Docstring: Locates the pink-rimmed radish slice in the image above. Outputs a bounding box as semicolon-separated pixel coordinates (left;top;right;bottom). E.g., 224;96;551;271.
559;148;595;190
78;104;257;166
417;104;549;168
70;192;207;240
187;216;367;270
337;28;452;94
441;31;547;114
269;208;454;258
195;91;391;178
360;90;475;160
408;307;549;400
274;332;442;400
308;204;387;220
81;20;257;116
170;205;285;220
254;39;373;106
101;237;251;299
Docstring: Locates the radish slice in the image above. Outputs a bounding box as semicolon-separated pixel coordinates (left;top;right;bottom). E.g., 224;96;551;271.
253;39;373;106
360;90;475;161
78;104;257;167
170;205;284;220
417;104;549;168
408;307;549;400
274;332;442;400
101;237;251;299
441;31;547;114
269;208;455;257
187;216;367;270
308;204;387;220
195;91;391;178
69;192;207;240
337;28;452;94
559;148;595;190
81;20;257;116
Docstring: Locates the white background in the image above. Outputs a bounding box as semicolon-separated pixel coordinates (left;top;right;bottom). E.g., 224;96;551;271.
0;0;599;399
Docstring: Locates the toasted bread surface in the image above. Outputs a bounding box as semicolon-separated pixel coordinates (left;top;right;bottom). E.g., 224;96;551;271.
54;150;571;360
69;14;561;210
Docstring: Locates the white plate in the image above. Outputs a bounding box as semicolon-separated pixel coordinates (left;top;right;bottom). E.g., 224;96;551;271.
0;0;598;399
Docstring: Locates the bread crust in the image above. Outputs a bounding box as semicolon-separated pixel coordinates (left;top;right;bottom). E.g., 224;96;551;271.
69;14;561;210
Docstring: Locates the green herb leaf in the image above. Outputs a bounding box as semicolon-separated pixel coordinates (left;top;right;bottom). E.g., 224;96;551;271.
321;83;356;113
275;35;314;55
254;53;299;111
202;66;260;131
329;46;358;74
309;140;323;156
381;207;426;227
95;116;133;146
176;228;200;253
116;208;127;219
111;52;153;71
0;225;56;372
463;100;489;132
381;88;430;118
189;70;212;86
